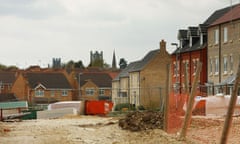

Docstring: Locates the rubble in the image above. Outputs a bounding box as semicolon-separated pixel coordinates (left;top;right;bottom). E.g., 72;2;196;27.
118;111;164;131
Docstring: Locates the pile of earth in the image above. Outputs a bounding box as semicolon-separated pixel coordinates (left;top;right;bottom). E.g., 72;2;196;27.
118;111;164;131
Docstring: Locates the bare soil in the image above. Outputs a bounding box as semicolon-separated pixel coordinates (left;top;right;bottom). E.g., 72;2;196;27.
0;114;240;144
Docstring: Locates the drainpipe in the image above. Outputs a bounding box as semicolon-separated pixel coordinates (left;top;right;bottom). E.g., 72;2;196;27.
219;25;222;83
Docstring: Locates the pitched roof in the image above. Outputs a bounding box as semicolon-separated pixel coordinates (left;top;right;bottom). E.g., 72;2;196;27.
198;24;208;34
129;49;159;72
211;4;240;26
0;93;18;102
113;49;160;80
25;72;72;89
188;27;199;37
178;30;188;40
78;73;112;87
204;4;237;26
0;72;17;84
178;40;207;54
113;61;140;81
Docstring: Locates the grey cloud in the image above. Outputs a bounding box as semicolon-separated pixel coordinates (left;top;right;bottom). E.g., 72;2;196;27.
87;10;126;23
0;0;65;19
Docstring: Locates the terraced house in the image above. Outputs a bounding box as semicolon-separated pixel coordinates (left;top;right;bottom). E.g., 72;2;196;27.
112;40;171;109
169;5;238;114
207;3;240;95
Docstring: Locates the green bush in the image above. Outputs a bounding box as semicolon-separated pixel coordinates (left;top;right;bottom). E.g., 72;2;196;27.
137;105;145;110
114;103;145;111
114;103;130;111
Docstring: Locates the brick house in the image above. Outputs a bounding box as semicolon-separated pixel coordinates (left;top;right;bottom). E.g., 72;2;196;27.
170;25;208;113
0;72;17;94
12;72;74;105
207;4;240;95
76;72;112;101
171;25;208;95
112;40;171;109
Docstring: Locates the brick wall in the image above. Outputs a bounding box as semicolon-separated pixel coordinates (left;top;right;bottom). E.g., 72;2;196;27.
140;40;171;108
208;19;240;85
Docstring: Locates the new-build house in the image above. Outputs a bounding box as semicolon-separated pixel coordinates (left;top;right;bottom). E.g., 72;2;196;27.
170;3;237;104
0;72;17;94
207;4;240;95
112;40;171;109
0;72;19;102
171;25;208;112
76;72;113;101
12;72;74;104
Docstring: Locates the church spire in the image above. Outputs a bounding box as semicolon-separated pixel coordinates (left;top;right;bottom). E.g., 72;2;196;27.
112;50;117;69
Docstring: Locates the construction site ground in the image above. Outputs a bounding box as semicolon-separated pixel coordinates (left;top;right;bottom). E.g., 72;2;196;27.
0;113;240;144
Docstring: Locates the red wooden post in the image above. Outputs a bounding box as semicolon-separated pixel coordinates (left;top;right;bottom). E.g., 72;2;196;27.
220;62;240;144
0;109;2;121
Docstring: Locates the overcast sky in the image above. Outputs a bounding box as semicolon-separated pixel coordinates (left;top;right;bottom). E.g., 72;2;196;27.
0;0;238;68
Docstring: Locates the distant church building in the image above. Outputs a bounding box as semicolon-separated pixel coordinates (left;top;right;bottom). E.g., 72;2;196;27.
89;50;118;69
90;51;103;67
112;50;117;69
52;58;61;68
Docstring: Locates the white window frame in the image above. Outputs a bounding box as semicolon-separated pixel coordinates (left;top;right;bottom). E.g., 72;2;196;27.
173;61;177;76
185;60;189;72
193;59;197;75
200;33;203;45
215;57;219;75
223;27;228;43
86;88;95;96
210;58;213;75
51;90;55;97
176;61;179;76
189;37;192;47
230;54;233;73
223;56;228;74
99;89;105;96
214;29;219;44
182;61;185;77
35;90;44;97
62;90;68;96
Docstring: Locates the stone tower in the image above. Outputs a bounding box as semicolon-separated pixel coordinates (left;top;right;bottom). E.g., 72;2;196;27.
112;50;117;69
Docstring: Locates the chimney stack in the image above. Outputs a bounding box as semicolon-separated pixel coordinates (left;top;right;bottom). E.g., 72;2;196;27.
160;39;166;51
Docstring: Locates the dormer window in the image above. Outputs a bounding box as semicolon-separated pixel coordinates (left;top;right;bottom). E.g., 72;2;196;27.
180;40;183;48
200;33;203;45
214;29;219;44
189;37;192;47
35;89;44;97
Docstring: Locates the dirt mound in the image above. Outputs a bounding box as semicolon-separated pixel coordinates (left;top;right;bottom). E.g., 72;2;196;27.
118;111;164;131
191;117;223;129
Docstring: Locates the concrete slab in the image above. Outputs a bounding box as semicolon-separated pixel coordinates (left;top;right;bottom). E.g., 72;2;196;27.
37;108;78;119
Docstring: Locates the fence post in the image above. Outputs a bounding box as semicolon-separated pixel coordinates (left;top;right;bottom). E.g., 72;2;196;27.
220;62;240;144
179;61;202;140
164;64;171;132
0;109;2;121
